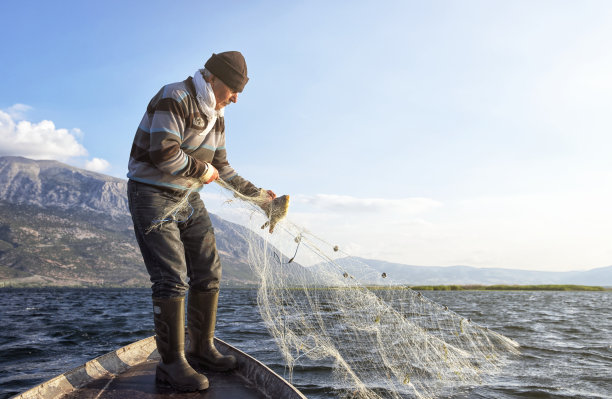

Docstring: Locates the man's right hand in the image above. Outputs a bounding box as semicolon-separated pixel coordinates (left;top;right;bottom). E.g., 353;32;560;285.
199;163;219;184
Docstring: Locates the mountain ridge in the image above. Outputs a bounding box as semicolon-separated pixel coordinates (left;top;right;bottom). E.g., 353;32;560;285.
0;156;610;287
0;156;128;217
349;257;612;286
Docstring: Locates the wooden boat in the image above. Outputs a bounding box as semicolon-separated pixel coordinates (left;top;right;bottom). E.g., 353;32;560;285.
12;336;307;398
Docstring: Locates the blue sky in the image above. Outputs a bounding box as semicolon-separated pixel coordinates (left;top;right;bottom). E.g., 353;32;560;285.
1;1;611;271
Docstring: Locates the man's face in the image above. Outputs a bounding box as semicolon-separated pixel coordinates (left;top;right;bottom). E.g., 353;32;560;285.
211;78;238;110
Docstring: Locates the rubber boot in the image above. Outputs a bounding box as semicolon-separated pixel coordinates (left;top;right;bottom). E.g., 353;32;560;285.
186;290;237;371
153;296;209;391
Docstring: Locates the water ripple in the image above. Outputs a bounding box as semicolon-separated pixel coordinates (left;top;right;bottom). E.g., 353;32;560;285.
0;289;611;399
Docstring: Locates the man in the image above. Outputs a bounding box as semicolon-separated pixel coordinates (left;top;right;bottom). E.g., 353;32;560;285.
127;51;275;391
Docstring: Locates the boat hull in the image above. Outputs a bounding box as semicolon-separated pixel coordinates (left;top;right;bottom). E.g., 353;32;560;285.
12;336;306;399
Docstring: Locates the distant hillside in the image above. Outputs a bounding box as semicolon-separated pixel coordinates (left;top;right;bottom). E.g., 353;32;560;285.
0;156;258;287
348;258;612;287
1;156;610;288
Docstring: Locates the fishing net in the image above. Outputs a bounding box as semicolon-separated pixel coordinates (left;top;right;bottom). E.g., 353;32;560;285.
152;179;520;399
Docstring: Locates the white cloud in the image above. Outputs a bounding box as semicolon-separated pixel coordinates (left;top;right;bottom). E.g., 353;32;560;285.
0;104;112;173
280;190;612;272
295;194;442;215
84;157;111;173
438;192;612;271
5;103;32;120
71;127;84;139
0;106;88;161
278;194;445;266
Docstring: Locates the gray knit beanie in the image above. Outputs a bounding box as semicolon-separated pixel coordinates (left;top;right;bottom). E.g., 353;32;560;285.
204;51;249;93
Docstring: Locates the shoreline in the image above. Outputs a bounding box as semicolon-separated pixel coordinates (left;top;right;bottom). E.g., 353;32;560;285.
402;284;609;291
1;282;609;291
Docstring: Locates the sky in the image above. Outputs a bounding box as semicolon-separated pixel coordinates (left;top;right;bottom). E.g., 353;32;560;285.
1;0;611;272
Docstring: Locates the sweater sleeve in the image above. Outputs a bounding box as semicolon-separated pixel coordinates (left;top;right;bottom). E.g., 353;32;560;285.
212;129;261;197
148;96;208;179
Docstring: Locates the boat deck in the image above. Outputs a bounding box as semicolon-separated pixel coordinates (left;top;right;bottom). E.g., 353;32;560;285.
61;358;267;399
13;337;306;399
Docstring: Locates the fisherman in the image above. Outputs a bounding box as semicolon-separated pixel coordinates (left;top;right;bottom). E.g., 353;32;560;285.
127;51;277;391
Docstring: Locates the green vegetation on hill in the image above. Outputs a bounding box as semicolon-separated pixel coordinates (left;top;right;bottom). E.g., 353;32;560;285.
408;284;608;291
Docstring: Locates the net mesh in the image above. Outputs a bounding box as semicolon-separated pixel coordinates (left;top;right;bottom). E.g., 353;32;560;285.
152;179;520;399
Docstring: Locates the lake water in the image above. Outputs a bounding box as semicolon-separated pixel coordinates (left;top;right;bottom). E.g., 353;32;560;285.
0;288;610;399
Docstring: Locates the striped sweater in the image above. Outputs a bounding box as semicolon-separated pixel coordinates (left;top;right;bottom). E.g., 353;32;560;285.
127;76;259;196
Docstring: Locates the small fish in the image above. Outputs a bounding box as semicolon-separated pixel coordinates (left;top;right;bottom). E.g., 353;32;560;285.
260;195;290;233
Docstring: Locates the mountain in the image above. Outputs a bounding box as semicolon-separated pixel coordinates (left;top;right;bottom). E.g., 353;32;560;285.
349;258;612;287
1;156;610;288
0;156;127;217
0;156;258;287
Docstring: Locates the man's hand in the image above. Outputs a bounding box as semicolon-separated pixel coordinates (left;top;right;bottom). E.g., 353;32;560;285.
199;163;219;184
